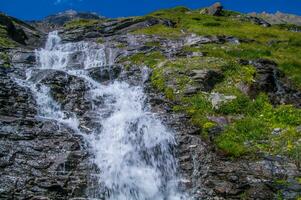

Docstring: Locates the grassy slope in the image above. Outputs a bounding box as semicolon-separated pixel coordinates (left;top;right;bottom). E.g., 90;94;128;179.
0;24;14;48
124;7;301;165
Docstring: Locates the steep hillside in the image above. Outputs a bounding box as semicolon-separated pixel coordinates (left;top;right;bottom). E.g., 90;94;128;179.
0;3;301;200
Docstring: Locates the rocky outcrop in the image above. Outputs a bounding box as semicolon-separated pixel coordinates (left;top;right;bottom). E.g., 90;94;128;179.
40;70;91;116
190;69;224;92
61;16;176;41
43;10;102;26
240;15;271;27
0;13;45;48
88;65;121;83
0;66;96;199
248;59;301;107
147;83;301;200
250;11;301;26
0;14;28;45
200;2;224;16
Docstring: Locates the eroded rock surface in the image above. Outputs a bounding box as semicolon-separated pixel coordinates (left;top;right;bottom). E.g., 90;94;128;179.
0;10;300;200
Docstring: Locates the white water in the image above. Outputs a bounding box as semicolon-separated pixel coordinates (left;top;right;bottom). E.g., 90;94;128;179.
18;31;186;200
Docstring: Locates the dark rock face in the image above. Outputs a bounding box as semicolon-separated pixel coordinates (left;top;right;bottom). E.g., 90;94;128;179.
0;67;94;199
40;70;91;116
0;13;45;48
0;14;28;45
88;65;121;83
0;67;36;118
250;59;301;107
0;118;93;199
188;69;224;92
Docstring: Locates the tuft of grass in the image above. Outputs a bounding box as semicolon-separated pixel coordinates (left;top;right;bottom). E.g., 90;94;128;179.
226;49;272;59
0;52;10;67
0;25;14;48
64;19;100;29
132;24;181;38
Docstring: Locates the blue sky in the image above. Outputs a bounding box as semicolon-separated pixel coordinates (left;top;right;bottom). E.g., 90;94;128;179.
1;0;301;20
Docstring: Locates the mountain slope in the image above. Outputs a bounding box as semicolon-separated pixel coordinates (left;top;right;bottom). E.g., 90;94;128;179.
0;3;301;200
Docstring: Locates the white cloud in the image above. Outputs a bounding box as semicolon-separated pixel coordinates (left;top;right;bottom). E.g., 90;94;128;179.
54;0;83;5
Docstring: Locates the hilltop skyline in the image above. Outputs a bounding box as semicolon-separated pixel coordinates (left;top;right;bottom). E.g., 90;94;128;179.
1;0;301;20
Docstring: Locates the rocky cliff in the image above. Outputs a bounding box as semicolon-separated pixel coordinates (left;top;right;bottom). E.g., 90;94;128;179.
0;4;301;200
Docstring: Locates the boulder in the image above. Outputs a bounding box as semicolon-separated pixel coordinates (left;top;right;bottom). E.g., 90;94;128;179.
189;69;224;92
88;65;121;83
200;2;223;16
250;59;301;107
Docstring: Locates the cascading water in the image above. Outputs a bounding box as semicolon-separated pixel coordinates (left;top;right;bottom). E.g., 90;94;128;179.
17;31;187;200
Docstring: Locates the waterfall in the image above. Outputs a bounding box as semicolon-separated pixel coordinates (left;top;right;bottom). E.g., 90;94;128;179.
17;31;187;200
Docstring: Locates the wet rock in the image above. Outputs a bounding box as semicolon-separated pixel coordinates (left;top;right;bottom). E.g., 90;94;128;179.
11;50;36;64
40;70;90;116
88;65;121;83
0;67;37;118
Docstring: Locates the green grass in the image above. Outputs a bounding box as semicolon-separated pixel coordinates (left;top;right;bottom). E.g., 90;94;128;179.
129;7;301;88
133;24;182;38
121;49;301;164
0;25;15;48
64;19;101;29
0;52;10;67
119;6;301;164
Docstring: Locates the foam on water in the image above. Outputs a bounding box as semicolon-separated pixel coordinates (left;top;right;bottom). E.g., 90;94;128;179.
17;31;187;200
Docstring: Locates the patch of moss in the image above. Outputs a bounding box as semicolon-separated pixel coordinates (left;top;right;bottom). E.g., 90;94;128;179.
0;25;14;48
132;24;182;38
226;49;272;59
145;41;160;47
64;19;100;29
164;87;175;100
0;52;10;67
121;51;165;68
96;37;104;44
151;67;165;91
